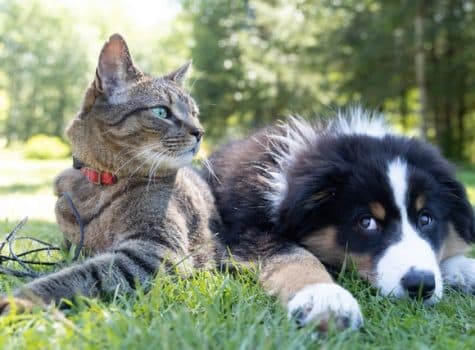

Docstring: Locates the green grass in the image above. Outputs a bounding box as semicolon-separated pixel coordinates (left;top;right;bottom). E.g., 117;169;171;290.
0;148;475;350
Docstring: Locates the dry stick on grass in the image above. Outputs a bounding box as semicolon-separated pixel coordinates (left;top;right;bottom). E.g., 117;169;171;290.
0;192;85;278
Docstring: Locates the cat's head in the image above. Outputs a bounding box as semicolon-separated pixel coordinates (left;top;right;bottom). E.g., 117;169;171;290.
67;33;203;177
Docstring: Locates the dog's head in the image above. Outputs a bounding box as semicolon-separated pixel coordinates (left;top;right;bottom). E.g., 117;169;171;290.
274;117;474;304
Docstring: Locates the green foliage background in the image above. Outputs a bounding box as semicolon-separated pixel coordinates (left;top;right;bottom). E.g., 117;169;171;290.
1;0;475;161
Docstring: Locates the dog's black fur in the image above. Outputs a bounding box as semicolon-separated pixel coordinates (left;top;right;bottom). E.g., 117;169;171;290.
202;112;474;329
205;118;474;263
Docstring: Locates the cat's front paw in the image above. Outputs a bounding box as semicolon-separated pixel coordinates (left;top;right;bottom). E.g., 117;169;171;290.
287;283;363;331
441;255;475;294
0;296;46;316
0;296;39;315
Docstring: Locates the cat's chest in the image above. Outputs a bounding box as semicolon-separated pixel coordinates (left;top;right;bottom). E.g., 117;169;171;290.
54;168;206;253
54;169;156;251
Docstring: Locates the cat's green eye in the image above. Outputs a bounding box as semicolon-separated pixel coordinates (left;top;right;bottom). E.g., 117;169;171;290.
151;106;169;119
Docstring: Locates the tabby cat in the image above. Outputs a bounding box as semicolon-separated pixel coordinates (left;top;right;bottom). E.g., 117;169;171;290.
0;34;222;311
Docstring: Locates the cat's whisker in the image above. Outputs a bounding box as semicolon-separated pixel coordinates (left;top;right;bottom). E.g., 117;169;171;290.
127;152;158;182
147;151;167;190
164;145;187;151
147;155;159;187
115;144;161;175
199;156;221;185
114;146;143;163
115;150;149;174
164;138;186;143
146;160;155;190
164;142;188;147
149;161;160;189
147;158;162;190
198;157;216;181
189;77;199;92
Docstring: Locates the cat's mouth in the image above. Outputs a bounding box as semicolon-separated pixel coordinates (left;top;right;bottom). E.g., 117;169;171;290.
175;141;200;159
191;141;201;155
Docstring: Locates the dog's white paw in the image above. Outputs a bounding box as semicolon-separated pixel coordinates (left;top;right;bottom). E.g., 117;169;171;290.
287;283;363;331
441;255;475;294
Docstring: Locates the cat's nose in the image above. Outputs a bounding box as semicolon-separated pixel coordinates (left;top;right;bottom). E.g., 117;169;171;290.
189;128;204;141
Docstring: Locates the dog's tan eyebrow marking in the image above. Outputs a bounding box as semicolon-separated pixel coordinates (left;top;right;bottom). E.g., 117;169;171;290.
370;202;386;221
415;195;425;212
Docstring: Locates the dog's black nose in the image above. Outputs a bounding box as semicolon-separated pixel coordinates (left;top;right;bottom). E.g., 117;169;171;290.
401;268;435;300
189;128;204;141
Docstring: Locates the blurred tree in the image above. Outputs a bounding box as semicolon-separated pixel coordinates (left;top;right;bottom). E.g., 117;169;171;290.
182;0;249;140
425;0;475;160
183;0;342;140
415;0;429;137
325;1;418;127
0;0;89;143
0;0;473;161
184;0;475;159
325;0;475;160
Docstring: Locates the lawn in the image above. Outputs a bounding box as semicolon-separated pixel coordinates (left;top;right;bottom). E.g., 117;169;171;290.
0;149;474;350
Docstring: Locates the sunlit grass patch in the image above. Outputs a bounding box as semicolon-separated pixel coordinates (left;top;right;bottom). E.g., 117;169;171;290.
0;267;474;350
0;149;68;221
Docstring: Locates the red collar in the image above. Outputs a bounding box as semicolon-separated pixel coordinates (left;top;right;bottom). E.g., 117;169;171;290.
80;167;118;186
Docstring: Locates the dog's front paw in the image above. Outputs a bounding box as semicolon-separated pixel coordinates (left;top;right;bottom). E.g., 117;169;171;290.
287;283;363;331
441;255;475;294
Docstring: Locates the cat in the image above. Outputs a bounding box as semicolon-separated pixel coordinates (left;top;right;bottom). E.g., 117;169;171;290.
0;34;222;312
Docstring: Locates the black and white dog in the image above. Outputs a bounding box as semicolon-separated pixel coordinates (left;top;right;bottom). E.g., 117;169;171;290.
205;108;475;330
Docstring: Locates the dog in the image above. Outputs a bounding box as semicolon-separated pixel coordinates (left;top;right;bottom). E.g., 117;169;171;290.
204;107;475;330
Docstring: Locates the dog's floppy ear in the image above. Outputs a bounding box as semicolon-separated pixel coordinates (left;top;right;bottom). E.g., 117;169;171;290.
407;139;474;243
276;160;350;238
444;177;475;243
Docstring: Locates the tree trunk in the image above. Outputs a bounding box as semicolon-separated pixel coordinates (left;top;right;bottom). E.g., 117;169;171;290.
414;1;429;139
399;88;408;131
394;21;408;131
441;0;457;159
456;72;466;160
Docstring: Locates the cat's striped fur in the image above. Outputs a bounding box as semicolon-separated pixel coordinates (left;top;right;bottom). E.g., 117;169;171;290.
0;34;222;310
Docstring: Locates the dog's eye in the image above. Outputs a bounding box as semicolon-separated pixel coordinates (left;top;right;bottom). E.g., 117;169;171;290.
418;211;434;228
359;215;379;231
151;106;170;119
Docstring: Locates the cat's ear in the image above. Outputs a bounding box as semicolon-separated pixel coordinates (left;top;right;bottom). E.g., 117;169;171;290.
165;60;192;85
95;33;141;97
